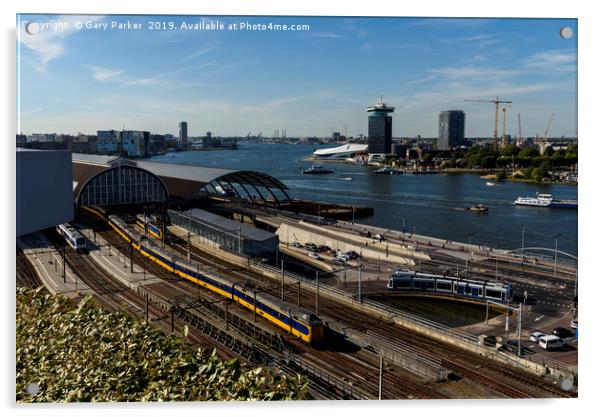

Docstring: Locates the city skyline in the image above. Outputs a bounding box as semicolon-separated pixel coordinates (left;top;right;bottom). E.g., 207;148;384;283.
18;15;577;138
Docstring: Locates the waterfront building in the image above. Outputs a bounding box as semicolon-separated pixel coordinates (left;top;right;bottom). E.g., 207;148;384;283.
122;130;150;157
366;96;394;155
179;121;188;149
96;130;122;154
313;143;368;160
438;110;465;150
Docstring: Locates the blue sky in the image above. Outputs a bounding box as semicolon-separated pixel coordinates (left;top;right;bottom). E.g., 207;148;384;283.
17;15;577;138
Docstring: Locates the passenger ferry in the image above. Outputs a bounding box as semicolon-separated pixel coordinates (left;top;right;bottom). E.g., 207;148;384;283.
302;165;334;174
514;193;578;209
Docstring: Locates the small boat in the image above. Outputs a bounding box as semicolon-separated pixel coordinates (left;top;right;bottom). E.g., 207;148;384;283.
486;182;495;186
302;165;334;174
374;166;400;175
465;204;489;213
343;177;353;181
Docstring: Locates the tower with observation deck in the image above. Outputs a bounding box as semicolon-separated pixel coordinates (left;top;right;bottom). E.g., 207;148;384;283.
366;96;395;156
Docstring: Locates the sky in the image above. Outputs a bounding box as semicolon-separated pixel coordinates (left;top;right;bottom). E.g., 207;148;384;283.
17;15;577;138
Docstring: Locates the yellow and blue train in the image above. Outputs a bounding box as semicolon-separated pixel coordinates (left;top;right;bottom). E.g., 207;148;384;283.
80;206;324;343
135;214;163;240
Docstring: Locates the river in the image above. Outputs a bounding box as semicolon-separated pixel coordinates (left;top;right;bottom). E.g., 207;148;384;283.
149;143;578;256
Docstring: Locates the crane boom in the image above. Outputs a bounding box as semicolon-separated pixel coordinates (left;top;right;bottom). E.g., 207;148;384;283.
464;97;512;149
543;113;555;140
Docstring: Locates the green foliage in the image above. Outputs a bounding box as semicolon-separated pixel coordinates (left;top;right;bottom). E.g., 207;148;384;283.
495;171;507;181
16;288;308;402
518;147;539;159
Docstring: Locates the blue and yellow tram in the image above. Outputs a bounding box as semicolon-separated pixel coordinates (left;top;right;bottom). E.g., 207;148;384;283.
106;214;323;343
387;268;513;303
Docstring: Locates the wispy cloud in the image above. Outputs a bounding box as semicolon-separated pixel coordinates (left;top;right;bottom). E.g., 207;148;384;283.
120;63;219;88
83;64;125;81
403;18;491;28
18;15;104;69
303;31;344;39
523;49;576;72
428;66;520;81
438;33;503;49
181;43;218;62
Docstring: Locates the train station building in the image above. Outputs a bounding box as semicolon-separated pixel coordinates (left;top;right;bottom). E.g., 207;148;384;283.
72;153;290;208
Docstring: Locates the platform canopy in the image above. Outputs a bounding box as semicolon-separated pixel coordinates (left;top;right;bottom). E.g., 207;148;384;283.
72;154;290;206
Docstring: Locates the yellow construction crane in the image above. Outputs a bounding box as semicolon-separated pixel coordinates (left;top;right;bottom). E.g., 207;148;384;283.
465;97;512;149
501;105;512;147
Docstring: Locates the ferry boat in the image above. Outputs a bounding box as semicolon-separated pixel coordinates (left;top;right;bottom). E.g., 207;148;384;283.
302;165;334;174
514;193;578;209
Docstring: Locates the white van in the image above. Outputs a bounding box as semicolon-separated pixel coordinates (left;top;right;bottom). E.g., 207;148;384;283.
538;335;566;350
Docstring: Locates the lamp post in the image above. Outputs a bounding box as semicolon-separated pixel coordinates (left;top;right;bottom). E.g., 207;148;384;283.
553;234;561;283
521;225;526;267
467;232;476;278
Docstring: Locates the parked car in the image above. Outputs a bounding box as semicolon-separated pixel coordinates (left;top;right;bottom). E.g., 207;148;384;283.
502;339;535;355
317;245;331;253
290;241;302;248
529;332;546;343
332;258;345;266
308;251;321;260
336;253;350;262
570;319;578;329
552;327;572;338
346;250;360;259
374;234;385;241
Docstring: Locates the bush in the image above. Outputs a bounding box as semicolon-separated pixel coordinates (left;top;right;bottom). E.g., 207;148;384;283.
16;288;308;402
495;171;507;181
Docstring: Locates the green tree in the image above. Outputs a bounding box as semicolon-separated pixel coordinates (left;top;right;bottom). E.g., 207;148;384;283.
518;147;538;159
495;171;507;181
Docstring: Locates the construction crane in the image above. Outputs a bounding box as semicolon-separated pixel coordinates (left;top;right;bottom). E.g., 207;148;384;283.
543;113;555;140
501;105;511;147
465;97;512;149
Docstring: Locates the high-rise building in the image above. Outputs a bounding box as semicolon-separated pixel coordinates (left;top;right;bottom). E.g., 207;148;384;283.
438;110;465;150
96;130;122;154
179;121;188;148
122;130;150;157
366;96;394;154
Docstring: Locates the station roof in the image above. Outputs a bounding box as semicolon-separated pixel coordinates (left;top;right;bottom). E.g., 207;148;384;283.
176;208;276;242
71;153;290;204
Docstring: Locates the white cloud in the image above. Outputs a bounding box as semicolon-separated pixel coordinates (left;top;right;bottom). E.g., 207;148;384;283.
181;44;218;62
523;49;576;72
303;31;344;39
18;15;104;69
83;64;125;81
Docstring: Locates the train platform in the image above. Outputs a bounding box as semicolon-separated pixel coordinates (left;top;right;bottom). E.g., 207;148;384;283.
16;232;94;300
77;227;165;291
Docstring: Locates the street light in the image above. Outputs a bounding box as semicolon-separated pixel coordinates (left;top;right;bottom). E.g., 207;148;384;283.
552;233;561;283
466;232;476;278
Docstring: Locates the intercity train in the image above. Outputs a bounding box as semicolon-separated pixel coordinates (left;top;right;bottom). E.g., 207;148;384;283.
56;223;87;252
135;214;163;240
104;212;323;343
387;268;513;303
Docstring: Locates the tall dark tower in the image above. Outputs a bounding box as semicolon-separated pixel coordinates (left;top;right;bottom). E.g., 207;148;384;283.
366;96;395;154
438;110;465;150
179;121;188;149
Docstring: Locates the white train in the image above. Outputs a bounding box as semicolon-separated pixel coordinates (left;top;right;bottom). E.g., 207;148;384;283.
387;268;513;303
56;223;87;251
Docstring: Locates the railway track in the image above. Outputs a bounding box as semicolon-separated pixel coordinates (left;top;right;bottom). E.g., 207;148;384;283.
16;248;44;289
174;234;573;398
45;229;239;362
96;217;574;399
